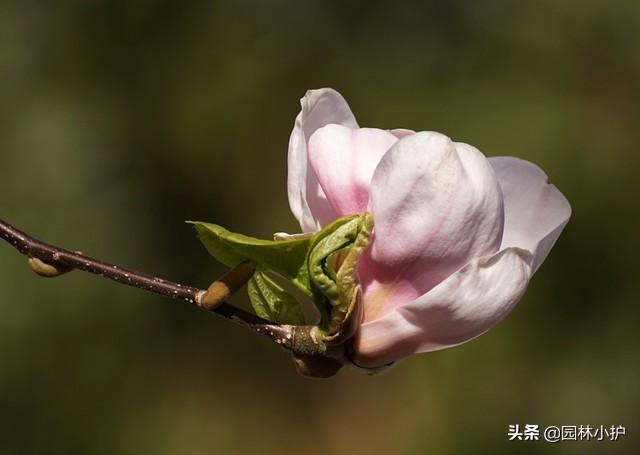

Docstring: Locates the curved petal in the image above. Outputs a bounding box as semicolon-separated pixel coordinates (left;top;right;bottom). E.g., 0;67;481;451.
361;132;505;321
389;128;414;138
353;247;533;367
287;88;358;232
489;157;571;274
308;124;398;216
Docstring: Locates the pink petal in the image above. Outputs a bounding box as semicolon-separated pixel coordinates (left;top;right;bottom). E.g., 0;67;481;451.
360;132;505;321
489;157;571;273
287;88;359;232
308;124;398;216
389;128;415;138
353;247;533;367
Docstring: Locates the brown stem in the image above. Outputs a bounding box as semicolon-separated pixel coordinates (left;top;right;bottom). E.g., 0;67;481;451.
0;217;324;355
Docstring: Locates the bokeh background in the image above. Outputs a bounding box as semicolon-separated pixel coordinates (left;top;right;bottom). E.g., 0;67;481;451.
1;1;638;454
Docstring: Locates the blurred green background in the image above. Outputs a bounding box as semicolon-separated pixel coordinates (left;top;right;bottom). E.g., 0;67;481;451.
0;1;638;454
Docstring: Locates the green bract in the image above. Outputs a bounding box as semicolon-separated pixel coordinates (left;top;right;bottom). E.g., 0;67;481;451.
189;213;373;342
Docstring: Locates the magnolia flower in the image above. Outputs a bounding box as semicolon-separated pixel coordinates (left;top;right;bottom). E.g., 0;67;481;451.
288;88;571;368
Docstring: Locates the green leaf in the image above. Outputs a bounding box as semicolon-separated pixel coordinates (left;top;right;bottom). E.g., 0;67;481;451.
307;216;362;304
189;216;360;298
306;213;373;341
189;221;313;296
247;271;305;325
328;212;373;342
189;214;373;339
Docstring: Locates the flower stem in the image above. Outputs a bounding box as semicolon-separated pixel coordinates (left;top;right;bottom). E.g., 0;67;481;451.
0;217;323;355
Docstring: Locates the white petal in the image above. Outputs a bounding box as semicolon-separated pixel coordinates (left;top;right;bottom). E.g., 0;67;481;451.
308;124;398;216
287;88;358;232
489;157;571;273
361;132;505;321
353;247;533;367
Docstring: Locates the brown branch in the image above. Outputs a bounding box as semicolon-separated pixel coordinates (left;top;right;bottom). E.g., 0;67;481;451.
0;217;323;354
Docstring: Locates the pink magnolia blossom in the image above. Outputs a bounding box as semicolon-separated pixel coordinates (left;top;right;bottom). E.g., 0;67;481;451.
287;88;571;368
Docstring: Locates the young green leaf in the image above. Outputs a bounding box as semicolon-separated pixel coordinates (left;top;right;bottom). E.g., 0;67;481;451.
307;216;363;304
247;271;305;325
189;216;360;298
189;214;373;342
189;221;313;295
